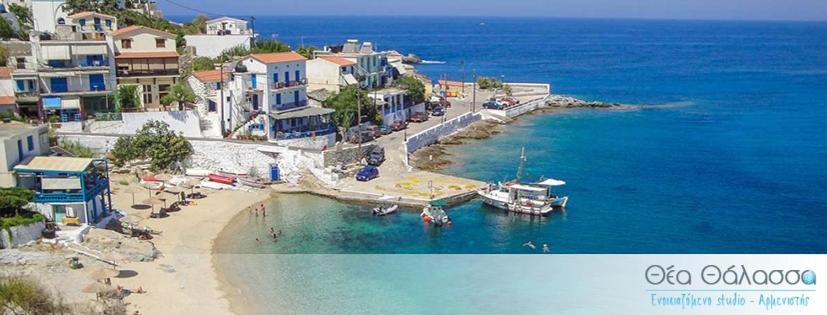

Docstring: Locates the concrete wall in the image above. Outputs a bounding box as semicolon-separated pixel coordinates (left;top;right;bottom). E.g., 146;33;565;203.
405;112;481;155
504;96;549;118
185;35;252;58
0;221;45;249
114;32;176;52
306;58;343;93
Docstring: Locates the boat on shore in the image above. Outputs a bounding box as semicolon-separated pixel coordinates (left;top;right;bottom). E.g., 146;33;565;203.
477;148;569;216
208;174;236;185
421;200;451;226
238;176;268;189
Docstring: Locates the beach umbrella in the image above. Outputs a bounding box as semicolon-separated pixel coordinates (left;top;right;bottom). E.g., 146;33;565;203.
123;186;144;207
154;174;173;181
164;186;185;202
184;178;203;197
88;267;120;281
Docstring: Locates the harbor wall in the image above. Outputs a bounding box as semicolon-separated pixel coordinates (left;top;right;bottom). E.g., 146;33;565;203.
503;95;550;118
0;221;45;249
404;112;481;155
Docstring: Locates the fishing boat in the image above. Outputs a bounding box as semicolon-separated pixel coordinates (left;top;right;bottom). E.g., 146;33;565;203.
477;148;569;216
372;204;399;216
421;199;451;226
208;174;236;185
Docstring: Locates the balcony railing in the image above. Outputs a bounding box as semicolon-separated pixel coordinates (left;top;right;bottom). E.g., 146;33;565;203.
118;69;180;77
34;179;109;203
271;79;307;91
270;100;308;112
273;125;336;140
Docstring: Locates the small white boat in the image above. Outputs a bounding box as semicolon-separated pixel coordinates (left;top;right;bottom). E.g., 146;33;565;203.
185;168;212;177
372;204;398;216
238;177;268;189
421;200;451;226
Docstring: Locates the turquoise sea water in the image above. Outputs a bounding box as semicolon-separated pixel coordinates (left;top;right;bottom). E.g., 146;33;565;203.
198;17;827;313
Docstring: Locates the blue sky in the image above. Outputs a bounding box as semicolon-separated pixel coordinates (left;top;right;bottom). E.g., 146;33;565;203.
158;0;827;21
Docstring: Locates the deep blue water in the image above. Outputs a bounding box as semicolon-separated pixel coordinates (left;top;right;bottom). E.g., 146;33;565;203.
201;17;827;314
202;17;827;254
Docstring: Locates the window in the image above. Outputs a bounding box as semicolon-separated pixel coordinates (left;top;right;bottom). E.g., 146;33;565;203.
105;19;112;28
15;57;25;70
15;80;25;92
78;19;86;26
276;93;281;105
295;70;300;82
26;135;33;151
273;73;279;83
143;84;153;105
155;38;166;48
121;39;132;49
57;18;65;25
28;80;34;91
89;74;105;91
50;77;68;93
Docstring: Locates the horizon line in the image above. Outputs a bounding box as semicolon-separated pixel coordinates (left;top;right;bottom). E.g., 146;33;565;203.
163;14;827;23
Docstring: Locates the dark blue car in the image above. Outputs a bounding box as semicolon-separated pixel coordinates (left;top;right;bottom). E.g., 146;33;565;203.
356;165;379;181
432;106;445;116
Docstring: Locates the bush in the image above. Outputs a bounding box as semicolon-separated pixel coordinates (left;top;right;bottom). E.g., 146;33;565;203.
396;75;425;104
59;141;94;158
0;188;34;217
191;57;216;71
0;276;70;314
477;76;503;90
115;85;141;111
0;213;45;230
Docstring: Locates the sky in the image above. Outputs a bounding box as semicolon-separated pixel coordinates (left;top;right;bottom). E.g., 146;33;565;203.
157;0;827;21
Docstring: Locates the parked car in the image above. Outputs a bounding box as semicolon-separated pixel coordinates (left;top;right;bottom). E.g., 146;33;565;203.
499;98;516;107
356;165;379;181
350;130;375;144
368;147;385;166
390;120;408;131
431;106;445;116
380;125;392;135
482;100;503;110
366;125;382;139
409;112;429;123
503;96;520;105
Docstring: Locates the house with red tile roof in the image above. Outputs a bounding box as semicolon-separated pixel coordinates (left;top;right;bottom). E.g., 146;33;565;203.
306;56;359;93
113;25;180;110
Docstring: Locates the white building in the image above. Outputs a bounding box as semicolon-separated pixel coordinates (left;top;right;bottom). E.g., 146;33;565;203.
187;69;227;138
185;16;256;58
30;0;68;33
315;39;396;89
30;12;118;122
306;55;358;93
0;122;48;187
367;87;424;124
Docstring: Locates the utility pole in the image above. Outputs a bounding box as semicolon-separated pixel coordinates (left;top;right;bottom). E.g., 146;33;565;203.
356;88;362;152
472;69;477;112
219;63;225;136
460;60;465;94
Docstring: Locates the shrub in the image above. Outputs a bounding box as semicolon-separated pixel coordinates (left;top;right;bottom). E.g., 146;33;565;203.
59;141;94;158
0;276;70;314
477;76;503;90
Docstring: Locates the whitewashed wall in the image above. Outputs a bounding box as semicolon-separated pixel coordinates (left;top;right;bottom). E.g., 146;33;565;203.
185;35;253;58
404;112;481;155
0;221;45;249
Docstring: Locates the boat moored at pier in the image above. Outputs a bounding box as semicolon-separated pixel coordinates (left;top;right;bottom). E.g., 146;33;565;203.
477;148;569;216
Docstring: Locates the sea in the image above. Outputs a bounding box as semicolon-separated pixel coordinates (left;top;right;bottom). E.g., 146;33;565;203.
172;16;827;313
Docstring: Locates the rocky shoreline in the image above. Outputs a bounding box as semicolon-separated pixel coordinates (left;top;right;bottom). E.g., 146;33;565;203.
411;95;626;171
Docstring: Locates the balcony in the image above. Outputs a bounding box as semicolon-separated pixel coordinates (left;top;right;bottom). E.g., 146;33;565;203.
273;124;337;140
270;100;308;112
271;79;307;92
34;178;109;203
15;91;40;103
117;69;180;77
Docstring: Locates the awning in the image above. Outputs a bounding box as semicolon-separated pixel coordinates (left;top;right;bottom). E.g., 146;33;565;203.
73;44;108;55
61;98;80;109
41;177;82;190
537;179;566;186
43;97;61;109
391;62;407;75
269;107;334;120
510;184;547;192
42;45;70;60
14;156;93;173
342;74;358;85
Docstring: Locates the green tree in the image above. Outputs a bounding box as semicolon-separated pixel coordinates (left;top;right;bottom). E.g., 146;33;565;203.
503;84;513;96
0;188;34;217
8;4;32;37
0;18;16;40
296;46;318;59
396;75;425;104
251;40;290;54
0;46;8;67
109;121;193;171
115;85;141;111
323;86;380;132
63;0;119;14
160;83;196;110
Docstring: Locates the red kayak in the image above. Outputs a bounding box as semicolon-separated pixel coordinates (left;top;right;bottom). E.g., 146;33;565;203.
208;174;236;185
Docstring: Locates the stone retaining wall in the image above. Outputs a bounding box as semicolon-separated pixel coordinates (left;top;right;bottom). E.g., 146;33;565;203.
0;221;45;249
323;144;377;167
503;96;550;118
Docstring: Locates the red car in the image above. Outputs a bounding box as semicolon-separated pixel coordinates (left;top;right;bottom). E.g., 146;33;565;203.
390;120;408;131
409;112;429;123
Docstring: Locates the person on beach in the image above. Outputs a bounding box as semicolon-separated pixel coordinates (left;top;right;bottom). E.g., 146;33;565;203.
542;244;550;253
255;238;261;245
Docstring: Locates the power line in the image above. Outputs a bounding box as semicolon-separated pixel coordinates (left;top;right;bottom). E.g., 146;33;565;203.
156;0;229;18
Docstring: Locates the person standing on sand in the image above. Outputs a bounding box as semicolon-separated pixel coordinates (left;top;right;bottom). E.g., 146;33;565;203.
256;238;261;245
542;244;550;253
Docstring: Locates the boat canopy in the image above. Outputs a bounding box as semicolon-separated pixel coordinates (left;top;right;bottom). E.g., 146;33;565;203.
537;179;566;186
510;184;547;192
